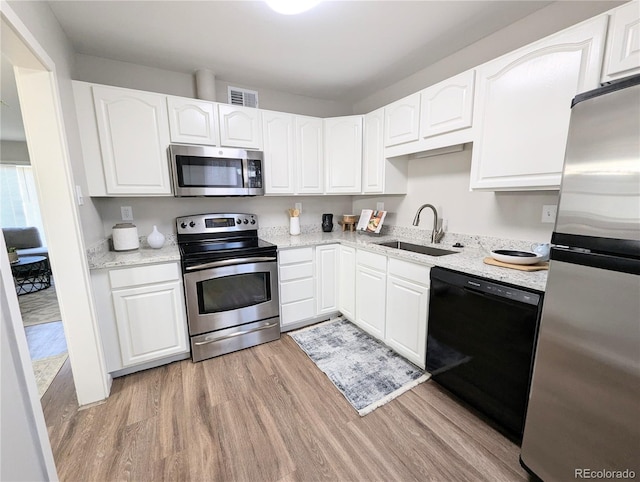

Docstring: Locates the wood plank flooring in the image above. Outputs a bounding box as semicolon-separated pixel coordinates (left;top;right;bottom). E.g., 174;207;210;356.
42;335;531;481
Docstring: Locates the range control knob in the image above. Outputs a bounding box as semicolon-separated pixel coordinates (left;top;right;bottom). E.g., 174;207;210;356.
189;221;196;228
236;219;242;225
180;222;187;229
250;219;256;225
243;219;249;224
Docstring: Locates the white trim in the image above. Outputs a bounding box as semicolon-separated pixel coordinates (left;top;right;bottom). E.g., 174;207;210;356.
0;234;58;481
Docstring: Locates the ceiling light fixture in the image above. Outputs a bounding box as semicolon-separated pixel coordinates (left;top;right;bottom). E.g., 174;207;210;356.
265;0;321;15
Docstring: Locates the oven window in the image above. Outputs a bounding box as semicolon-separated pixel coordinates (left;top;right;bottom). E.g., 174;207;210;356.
176;156;243;188
197;272;270;313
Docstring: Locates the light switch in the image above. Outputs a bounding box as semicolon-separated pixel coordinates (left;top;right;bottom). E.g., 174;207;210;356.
541;205;557;223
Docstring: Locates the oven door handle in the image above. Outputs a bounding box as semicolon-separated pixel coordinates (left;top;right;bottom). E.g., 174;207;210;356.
193;321;278;346
184;256;277;271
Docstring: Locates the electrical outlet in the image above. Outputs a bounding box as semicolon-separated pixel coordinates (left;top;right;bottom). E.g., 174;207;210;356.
376;202;385;211
541;205;557;224
295;202;302;214
121;206;134;221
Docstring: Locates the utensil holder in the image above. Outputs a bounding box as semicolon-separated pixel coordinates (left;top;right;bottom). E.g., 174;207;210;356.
290;217;301;236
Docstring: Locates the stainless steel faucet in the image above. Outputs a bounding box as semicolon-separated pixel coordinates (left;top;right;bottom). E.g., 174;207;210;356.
412;204;444;243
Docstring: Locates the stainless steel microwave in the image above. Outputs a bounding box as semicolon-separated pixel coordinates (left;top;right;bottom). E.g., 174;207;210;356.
169;144;264;196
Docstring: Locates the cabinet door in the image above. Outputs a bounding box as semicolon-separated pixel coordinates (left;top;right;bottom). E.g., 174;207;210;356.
316;244;339;315
362;107;385;194
385;275;429;368
92;85;172;195
384;92;421;147
470;17;607;191
602;1;640;82
218;104;262;149
296;115;324;194
355;265;386;339
420;70;475;139
112;280;188;367
167;96;219;145
262;111;295;194
324;116;363;194
339;245;356;322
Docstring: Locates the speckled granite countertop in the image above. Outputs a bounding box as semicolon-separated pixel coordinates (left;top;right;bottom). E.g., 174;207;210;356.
259;229;548;292
87;227;548;291
87;238;180;270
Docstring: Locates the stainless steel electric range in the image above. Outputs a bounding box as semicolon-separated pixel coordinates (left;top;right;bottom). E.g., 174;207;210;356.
177;213;280;362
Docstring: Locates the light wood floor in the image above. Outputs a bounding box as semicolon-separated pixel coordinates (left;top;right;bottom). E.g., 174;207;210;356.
42;335;531;481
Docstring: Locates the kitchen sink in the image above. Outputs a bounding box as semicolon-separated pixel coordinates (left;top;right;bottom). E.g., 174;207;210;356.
376;241;458;257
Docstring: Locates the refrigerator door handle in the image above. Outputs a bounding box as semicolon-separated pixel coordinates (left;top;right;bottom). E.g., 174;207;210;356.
551;247;640;276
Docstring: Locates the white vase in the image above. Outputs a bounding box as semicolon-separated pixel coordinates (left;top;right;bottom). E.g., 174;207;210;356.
289;217;301;236
147;225;165;249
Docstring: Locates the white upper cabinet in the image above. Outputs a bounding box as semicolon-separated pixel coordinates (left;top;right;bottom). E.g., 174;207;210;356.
384;92;421;147
166;96;219;145
218;104;262;149
362;107;385;194
295;115;324;194
470;17;608;191
92;84;172;195
262;113;323;195
602;1;640;83
420;70;475;139
363;107;408;195
324;115;363;194
262;110;296;194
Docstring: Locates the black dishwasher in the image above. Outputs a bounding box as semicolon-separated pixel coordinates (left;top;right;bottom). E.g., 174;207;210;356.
426;266;543;443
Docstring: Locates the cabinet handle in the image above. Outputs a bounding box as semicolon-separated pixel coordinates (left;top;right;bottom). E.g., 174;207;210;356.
193;322;278;346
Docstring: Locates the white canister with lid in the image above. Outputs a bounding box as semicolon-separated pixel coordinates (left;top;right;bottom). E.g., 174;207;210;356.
112;223;140;251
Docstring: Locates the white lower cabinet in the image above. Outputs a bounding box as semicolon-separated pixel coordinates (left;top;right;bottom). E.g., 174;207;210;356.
338;245;356;322
354;250;387;339
385;258;430;369
278;247;315;327
316;244;339;315
92;262;189;373
278;245;341;329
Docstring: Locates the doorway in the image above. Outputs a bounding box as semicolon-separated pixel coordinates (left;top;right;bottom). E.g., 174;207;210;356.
1;53;68;398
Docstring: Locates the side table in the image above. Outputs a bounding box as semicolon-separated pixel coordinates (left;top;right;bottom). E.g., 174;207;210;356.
10;255;51;295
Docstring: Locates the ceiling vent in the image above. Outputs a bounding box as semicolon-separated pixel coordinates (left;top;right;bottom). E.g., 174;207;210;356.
228;86;259;108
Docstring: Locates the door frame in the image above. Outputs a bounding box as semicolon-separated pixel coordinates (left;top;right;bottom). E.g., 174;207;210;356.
1;2;111;473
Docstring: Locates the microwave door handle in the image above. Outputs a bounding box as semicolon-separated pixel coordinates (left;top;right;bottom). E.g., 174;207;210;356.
184;256;277;271
242;158;250;188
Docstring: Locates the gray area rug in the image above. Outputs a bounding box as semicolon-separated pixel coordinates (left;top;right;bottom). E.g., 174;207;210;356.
32;354;68;397
18;283;61;326
290;318;429;416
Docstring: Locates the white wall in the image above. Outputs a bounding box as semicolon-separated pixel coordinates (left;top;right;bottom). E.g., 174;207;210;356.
353;146;558;243
93;195;353;239
74;54;351;117
0;140;29;164
353;1;622;113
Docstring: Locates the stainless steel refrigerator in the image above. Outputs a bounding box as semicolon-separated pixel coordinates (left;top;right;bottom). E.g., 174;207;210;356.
520;75;640;481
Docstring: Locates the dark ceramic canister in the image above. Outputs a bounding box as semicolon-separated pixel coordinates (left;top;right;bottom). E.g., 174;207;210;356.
322;213;334;232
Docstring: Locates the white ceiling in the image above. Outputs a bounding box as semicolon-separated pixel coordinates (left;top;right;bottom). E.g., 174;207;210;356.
47;0;554;103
